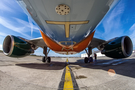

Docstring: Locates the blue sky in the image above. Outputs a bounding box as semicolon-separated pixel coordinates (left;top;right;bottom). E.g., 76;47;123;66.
0;0;135;57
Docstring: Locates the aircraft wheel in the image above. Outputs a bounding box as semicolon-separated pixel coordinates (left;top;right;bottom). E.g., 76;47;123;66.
47;57;51;63
84;57;88;63
42;56;46;62
89;57;93;62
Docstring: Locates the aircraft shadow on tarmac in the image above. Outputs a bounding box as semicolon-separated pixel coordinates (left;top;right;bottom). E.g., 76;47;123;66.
75;58;135;79
16;57;135;78
16;61;67;70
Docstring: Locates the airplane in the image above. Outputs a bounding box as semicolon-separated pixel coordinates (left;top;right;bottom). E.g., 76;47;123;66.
2;0;133;63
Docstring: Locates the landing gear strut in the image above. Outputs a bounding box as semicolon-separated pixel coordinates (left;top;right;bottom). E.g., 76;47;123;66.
42;47;51;63
84;47;93;63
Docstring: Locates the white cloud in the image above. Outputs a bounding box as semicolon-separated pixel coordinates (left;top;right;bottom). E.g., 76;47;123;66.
100;1;126;40
14;17;39;31
129;24;135;37
14;17;40;37
0;1;14;12
0;16;32;38
0;32;7;37
0;44;2;50
129;24;135;46
129;24;135;39
129;24;135;31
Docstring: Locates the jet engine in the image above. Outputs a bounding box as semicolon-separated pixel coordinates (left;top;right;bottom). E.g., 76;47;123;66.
101;36;133;58
3;35;33;57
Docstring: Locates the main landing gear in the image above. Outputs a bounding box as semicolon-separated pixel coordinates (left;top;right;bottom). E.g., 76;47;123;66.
42;56;51;63
42;47;51;63
84;57;93;63
84;47;93;63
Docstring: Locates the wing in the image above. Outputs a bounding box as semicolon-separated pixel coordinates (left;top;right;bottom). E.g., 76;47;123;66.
28;37;47;49
88;38;106;50
19;37;47;50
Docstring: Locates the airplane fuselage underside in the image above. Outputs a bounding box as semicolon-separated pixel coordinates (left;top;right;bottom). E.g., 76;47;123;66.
17;0;120;54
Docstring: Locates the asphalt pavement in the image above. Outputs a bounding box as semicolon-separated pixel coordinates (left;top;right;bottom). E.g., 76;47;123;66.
0;52;135;90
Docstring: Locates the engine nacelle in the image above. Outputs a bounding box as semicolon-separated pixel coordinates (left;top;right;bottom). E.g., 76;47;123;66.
101;36;133;58
3;35;33;57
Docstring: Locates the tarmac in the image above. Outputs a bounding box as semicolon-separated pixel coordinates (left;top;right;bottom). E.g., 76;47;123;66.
0;52;135;90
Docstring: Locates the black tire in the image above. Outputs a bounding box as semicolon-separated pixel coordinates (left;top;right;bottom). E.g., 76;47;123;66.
90;57;93;62
84;57;88;63
47;57;51;63
42;56;46;62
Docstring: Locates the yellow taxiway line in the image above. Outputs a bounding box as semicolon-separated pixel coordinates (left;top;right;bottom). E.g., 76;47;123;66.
64;59;73;90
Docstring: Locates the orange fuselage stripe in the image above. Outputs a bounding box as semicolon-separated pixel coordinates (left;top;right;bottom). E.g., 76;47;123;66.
73;31;95;52
40;30;62;51
40;30;95;52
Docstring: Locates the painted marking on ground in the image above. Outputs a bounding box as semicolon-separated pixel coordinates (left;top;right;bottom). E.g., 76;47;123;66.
64;65;74;90
112;60;128;65
66;58;69;65
58;59;79;90
102;59;122;65
94;59;128;66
